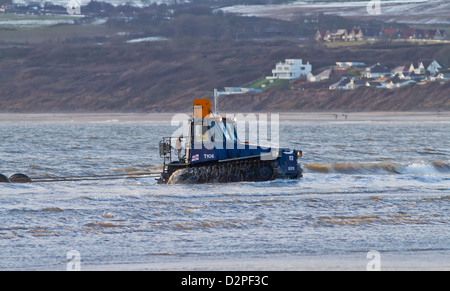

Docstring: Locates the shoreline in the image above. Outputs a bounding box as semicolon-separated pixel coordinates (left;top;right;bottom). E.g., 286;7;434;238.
81;251;450;271
0;111;449;123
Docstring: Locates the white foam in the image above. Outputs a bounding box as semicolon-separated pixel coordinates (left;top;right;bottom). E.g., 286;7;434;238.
403;162;439;175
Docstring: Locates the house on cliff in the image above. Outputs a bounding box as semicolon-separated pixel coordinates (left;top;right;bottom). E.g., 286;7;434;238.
267;59;312;80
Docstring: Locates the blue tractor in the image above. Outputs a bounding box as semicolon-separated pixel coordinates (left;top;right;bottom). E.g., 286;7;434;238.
158;96;302;184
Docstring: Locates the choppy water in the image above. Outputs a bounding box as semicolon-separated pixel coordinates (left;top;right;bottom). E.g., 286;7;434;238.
0;116;449;270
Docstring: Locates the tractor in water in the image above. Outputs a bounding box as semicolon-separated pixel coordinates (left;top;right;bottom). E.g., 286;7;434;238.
158;92;302;184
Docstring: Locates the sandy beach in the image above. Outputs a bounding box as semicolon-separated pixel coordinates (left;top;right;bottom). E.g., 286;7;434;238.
0;111;449;123
82;252;450;271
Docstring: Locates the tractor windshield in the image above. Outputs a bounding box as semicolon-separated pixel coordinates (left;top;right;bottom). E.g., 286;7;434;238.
220;119;237;143
193;118;240;146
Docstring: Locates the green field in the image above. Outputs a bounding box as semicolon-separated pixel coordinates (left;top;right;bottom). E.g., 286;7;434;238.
0;14;81;28
0;14;121;43
246;77;290;91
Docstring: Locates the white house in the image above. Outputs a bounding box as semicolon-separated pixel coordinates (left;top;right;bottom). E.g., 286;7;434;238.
362;63;391;79
346;79;366;90
421;60;442;75
329;79;349;90
329;78;368;90
307;68;331;82
407;60;442;75
366;81;386;89
391;65;410;78
267;59;312;80
427;72;446;82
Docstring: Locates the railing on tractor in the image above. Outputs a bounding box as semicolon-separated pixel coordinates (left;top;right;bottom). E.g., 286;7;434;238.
159;137;172;176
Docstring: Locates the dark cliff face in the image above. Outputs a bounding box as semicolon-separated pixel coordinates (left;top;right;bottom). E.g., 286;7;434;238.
217;82;450;112
0;37;449;113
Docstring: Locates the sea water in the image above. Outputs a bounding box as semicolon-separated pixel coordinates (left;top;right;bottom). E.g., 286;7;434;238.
0;113;448;270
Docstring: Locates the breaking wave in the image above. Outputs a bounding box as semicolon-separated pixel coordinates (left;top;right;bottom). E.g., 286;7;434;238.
304;161;450;175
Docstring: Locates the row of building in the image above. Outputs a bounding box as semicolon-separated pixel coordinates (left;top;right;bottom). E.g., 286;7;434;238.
315;27;447;42
327;60;449;90
263;58;448;91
